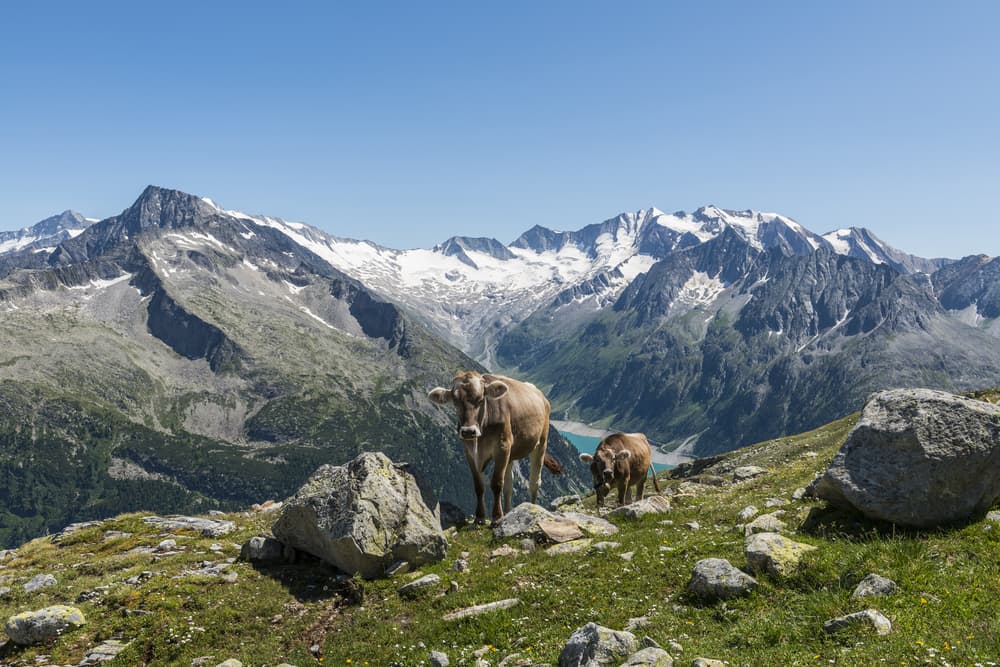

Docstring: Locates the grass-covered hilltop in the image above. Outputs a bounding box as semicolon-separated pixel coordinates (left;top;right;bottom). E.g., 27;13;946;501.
2;389;998;667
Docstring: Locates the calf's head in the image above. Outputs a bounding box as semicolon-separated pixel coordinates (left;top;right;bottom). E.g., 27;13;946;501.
429;372;509;440
579;449;631;505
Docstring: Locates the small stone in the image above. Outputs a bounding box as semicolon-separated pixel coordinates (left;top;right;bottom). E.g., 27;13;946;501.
732;466;766;482
640;636;660;649
442;598;519;621
609;495;672;519
23;574;57;593
620;551;635;561
745;532;817;577
624;616;649;632
398;574;440;599
668;640;683;653
240;536;286;564
453;559;469;572
736;506;758;522
684;522;700;531
209;543;223;552
823;609;892;635
558;622;637;666
852;574;899;599
519;538;537;552
79;640;129;665
0;587;9;597
214;660;243;667
590;541;621;551
687;558;758;600
473;646;491;658
764;497;787;508
546;538;593;555
385;560;411;577
430;651;450;667
744;513;786;537
103;531;131;540
621;647;673;666
791;488;807;500
190;657;215;667
154;539;177;552
691;659;726;667
448;581;459;594
490;545;520;559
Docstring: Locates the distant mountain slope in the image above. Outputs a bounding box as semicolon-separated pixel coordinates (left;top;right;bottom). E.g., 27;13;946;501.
0;187;588;546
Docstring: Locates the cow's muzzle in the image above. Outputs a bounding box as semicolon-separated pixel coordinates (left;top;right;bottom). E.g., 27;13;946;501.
459;426;482;440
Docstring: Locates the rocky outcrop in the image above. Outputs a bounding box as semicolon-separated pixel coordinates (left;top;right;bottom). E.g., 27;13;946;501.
272;453;447;578
492;503;618;540
808;389;1000;527
143;515;236;537
686;558;758;600
558;622;638;666
4;605;86;645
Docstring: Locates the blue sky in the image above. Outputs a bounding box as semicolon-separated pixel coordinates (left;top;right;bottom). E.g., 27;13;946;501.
1;1;997;258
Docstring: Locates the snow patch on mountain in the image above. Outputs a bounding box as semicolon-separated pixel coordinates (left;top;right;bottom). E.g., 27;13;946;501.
674;271;727;308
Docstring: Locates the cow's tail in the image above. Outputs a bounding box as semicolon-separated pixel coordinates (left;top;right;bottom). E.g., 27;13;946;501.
649;464;661;493
543;454;563;475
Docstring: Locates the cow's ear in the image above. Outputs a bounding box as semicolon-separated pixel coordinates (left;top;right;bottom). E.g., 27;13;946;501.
614;450;632;462
484;380;509;400
579;453;594;463
428;387;452;404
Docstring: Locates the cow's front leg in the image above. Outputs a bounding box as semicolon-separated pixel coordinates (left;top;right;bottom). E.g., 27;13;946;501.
491;433;513;521
464;442;487;524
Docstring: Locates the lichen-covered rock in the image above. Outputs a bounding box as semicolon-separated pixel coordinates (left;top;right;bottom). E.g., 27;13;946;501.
79;639;129;665
619;646;673;666
733;466;766;482
143;515;236;537
608;495;671;520
852;573;899;599
808;389;1000;527
272;452;447;578
546;539;593;555
23;573;57;593
4;605;86;645
430;651;450;666
559;622;638;666
686;558;758;600
398;574;440;598
492;503;558;538
744;513;786;536
823;609;892;635
745;532;817;577
559;511;619;537
736;505;758;522
691;659;726;667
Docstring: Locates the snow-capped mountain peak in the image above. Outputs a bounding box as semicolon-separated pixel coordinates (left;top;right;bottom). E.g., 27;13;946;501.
0;210;93;256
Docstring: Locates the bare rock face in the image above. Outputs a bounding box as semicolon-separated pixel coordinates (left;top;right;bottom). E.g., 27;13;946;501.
808;389;1000;527
272;452;447;578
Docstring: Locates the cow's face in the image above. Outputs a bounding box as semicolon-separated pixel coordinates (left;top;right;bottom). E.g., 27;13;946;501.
429;373;509;441
579;450;630;505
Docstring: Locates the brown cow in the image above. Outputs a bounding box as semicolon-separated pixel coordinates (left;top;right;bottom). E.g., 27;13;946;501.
429;371;559;523
579;432;661;507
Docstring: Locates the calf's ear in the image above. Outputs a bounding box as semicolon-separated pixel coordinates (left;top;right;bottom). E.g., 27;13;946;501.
484;380;509;400
614;450;632;462
579;453;594;463
428;387;452;404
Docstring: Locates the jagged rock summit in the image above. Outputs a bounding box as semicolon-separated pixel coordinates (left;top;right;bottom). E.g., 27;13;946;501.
809;388;1000;527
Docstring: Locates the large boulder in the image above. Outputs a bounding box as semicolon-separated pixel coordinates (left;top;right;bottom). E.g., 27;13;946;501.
272;452;447;578
686;558;758;600
559;622;637;666
809;389;1000;527
5;605;86;645
745;532;817;577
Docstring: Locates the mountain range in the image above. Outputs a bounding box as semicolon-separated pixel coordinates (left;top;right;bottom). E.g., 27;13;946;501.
2;187;999;544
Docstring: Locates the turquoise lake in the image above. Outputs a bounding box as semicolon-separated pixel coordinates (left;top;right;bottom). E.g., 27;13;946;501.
557;429;673;472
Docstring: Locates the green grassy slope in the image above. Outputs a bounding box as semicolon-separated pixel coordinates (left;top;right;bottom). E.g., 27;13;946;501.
2;390;999;666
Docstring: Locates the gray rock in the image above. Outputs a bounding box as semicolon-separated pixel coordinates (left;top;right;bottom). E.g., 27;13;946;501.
23;574;57;593
620;647;673;666
736;506;758;522
559;622;638;667
986;510;1000;523
520;538;538;552
684;522;700;531
852;574;899;599
398;573;440;598
667;641;682;653
453;559;469;572
823;609;892;635
559;511;619;536
437;501;468;530
154;539;177;552
79;639;129;665
442;598;519;621
103;531;132;540
691;660;726;667
493;503;559;538
764;498;787;508
624;616;648;632
214;661;243;667
142;515;236;537
0;549;12;562
430;650;450;666
609;496;671;520
240;536;287;564
272;453;447;578
51;521;102;542
745;532;817;577
551;494;582;510
791;488;807;501
539;517;585;543
0;587;9;598
732;466;766;482
591;541;621;552
546;539;593;555
686;558;758;600
808;389;1000;527
744;513;786;536
4;605;86;645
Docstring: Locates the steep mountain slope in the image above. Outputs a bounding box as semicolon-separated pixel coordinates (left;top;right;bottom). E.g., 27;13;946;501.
0;187;588;546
